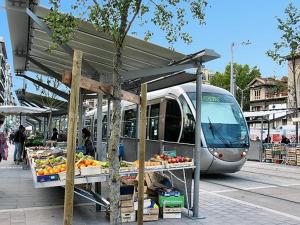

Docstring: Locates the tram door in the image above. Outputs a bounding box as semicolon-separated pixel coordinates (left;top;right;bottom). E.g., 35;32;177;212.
161;97;182;143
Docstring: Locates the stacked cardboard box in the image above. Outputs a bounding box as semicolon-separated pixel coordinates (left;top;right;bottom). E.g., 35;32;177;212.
296;147;300;166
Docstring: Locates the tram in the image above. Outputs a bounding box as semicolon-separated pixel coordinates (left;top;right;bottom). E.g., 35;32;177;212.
86;83;250;173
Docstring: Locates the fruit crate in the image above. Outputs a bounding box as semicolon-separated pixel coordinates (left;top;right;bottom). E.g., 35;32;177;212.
159;195;184;208
161;205;182;219
121;211;136;223
80;166;101;176
59;168;80;180
143;208;159;221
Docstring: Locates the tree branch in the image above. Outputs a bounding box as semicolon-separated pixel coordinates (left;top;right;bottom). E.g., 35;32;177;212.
124;0;142;36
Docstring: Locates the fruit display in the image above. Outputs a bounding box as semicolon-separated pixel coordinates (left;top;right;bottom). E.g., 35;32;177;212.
153;154;192;163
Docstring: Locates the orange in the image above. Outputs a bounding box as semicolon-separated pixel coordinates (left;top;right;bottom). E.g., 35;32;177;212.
48;169;54;174
37;169;44;176
85;160;92;166
92;162;98;166
80;164;86;169
60;168;66;172
43;170;50;175
53;169;60;174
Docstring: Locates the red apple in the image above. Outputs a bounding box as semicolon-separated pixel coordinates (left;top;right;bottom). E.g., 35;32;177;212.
168;159;172;163
171;158;176;163
160;154;165;159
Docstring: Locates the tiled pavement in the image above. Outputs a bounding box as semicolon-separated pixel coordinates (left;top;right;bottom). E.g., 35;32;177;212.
0;145;300;224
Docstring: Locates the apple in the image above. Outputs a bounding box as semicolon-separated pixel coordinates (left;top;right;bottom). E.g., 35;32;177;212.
186;157;192;162
171;158;176;163
160;154;165;159
168;159;172;163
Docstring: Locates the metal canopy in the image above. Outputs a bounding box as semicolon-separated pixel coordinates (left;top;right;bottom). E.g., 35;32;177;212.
6;1;220;94
16;90;68;116
0;105;49;115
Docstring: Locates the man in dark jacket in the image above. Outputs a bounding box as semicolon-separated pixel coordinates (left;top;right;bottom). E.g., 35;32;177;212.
281;135;290;144
13;125;25;164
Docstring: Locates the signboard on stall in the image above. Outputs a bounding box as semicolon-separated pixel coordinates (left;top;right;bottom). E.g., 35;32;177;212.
272;134;281;143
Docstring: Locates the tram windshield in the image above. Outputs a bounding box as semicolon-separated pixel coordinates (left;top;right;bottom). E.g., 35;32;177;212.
187;92;249;148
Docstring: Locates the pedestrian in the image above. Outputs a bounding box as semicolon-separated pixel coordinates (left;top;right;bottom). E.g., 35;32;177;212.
9;132;14;144
82;128;95;157
13;125;25;164
281;135;290;144
51;128;58;141
0;132;8;162
264;135;271;143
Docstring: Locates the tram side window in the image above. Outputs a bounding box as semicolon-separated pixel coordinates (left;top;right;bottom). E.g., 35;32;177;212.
102;115;107;141
149;104;160;140
179;96;195;144
164;99;181;142
123;109;137;138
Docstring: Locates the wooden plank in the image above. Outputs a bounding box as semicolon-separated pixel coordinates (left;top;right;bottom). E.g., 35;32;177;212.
62;71;140;104
63;50;83;225
137;83;147;225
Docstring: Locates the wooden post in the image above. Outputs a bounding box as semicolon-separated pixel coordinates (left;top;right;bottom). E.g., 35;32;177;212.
137;83;147;225
63;50;83;225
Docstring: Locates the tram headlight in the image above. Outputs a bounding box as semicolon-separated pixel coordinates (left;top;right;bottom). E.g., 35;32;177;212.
241;151;247;157
213;152;218;157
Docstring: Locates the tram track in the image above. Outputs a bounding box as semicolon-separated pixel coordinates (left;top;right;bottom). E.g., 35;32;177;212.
240;169;300;181
201;178;300;206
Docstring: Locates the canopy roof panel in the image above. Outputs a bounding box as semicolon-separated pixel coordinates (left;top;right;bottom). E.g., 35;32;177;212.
6;0;220;93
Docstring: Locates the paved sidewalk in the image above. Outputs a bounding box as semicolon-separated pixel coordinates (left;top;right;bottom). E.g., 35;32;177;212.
1;146;300;224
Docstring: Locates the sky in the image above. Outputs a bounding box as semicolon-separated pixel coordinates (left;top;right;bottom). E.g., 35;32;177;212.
1;0;300;94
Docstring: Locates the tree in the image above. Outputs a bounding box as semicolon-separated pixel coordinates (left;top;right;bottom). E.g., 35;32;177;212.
45;0;208;224
210;63;261;110
266;3;300;141
34;75;68;141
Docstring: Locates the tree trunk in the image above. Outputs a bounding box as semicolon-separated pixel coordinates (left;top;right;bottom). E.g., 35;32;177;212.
108;43;122;225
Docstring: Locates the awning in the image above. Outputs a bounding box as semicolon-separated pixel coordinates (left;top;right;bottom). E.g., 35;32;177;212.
292;117;300;123
0;105;50;115
5;1;220;94
243;110;289;118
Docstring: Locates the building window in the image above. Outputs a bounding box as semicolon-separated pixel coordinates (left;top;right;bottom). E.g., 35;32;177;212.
254;89;261;100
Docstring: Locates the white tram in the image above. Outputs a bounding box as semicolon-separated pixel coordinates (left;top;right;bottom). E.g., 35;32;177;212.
86;83;250;173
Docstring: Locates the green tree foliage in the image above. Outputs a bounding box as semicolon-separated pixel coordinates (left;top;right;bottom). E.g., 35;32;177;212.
210;63;261;110
44;0;208;224
266;3;300;110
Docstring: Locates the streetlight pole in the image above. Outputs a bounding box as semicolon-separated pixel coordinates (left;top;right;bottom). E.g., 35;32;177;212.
230;42;235;97
230;40;251;98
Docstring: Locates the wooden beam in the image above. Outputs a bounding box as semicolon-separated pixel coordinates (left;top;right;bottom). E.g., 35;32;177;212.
63;50;83;225
62;71;140;104
137;83;147;225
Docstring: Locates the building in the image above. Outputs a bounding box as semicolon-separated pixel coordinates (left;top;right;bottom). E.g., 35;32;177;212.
0;37;14;106
287;53;300;109
202;68;216;84
0;37;8;105
249;77;290;128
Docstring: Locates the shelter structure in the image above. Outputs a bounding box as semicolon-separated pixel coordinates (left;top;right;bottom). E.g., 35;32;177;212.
5;0;220;221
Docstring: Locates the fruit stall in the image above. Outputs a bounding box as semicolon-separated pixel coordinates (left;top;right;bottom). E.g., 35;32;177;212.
263;144;300;166
27;146;195;221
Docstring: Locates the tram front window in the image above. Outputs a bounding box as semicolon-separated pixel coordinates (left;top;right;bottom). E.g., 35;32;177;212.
187;92;249;148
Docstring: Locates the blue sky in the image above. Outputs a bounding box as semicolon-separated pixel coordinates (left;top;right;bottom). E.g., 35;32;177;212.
1;0;300;93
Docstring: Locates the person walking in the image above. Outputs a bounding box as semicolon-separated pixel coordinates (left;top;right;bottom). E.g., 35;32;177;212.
13;125;25;164
0;132;8;162
82;128;95;157
51;128;58;141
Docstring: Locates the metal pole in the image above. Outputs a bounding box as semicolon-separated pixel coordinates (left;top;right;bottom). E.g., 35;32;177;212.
78;91;83;146
241;90;244;111
193;64;203;218
106;99;111;153
230;42;235;97
95;93;103;211
96;94;103;160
